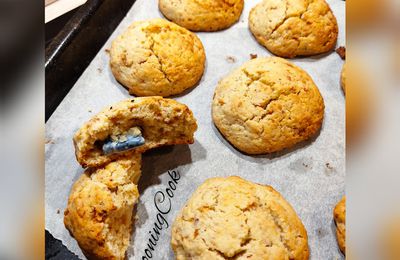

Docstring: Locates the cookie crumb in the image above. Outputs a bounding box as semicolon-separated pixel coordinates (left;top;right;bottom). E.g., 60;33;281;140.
105;48;110;54
226;56;236;63
326;162;334;170
131;99;135;103
336;46;346;60
88;109;92;113
97;68;102;73
316;228;327;238
57;209;60;214
302;162;309;168
109;106;113;110
45;139;54;144
250;53;258;59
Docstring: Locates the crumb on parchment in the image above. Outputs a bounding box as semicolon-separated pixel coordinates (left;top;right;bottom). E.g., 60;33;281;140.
45;139;54;144
326;162;334;170
226;56;236;63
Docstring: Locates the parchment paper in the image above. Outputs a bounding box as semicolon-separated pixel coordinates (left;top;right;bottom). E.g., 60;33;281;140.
45;0;345;259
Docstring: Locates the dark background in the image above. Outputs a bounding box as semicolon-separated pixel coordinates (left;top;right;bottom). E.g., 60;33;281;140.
45;0;136;121
45;0;136;258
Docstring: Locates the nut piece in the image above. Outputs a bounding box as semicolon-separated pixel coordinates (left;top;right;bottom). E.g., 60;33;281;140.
336;46;346;60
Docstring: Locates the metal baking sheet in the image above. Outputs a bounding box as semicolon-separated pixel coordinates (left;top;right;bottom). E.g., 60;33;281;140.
45;0;345;259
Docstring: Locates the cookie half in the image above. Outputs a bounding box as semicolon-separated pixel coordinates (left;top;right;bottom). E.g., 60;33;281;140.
249;0;338;58
64;156;141;260
212;57;324;154
74;97;198;168
334;196;346;254
159;0;244;32
171;176;309;259
110;18;205;97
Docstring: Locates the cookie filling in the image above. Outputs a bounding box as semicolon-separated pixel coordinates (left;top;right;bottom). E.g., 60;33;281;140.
102;127;145;155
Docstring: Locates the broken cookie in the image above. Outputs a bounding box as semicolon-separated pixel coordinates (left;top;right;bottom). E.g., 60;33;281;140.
66;97;198;259
64;156;141;260
73;97;198;168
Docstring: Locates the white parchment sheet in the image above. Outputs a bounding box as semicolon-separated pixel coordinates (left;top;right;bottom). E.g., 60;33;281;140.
45;0;345;259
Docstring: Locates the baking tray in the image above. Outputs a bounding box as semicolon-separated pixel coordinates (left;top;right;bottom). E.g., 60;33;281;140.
45;0;346;259
45;0;137;121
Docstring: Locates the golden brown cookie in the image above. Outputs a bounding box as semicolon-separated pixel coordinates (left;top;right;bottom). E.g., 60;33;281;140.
249;0;338;58
341;62;346;94
212;57;324;154
110;18;205;97
171;176;309;259
159;0;244;32
74;97;198;168
333;196;346;254
64;156;141;260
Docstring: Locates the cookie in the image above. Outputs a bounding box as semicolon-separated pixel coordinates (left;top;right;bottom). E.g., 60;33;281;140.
171;176;309;259
64;156;141;260
110;19;205;97
159;0;244;32
74;97;198;168
341;62;346;94
249;0;338;58
212;57;324;154
333;196;346;254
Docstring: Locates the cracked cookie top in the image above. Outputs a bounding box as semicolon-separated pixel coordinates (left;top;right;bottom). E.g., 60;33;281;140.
159;0;244;32
212;57;324;154
110;18;205;97
249;0;338;58
171;176;309;260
